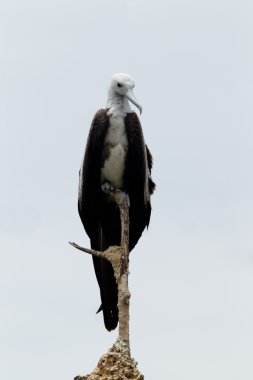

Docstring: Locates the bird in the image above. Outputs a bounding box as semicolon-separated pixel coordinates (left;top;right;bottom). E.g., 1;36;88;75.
78;73;155;331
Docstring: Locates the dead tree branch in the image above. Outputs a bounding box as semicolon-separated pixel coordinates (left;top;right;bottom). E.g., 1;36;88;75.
70;189;144;379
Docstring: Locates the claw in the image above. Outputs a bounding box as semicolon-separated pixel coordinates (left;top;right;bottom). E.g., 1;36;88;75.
101;182;114;194
101;184;130;207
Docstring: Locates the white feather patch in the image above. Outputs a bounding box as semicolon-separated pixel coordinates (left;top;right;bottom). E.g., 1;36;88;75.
101;144;126;189
101;114;128;189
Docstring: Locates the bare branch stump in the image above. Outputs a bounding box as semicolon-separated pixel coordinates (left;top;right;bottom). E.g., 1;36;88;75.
70;189;144;379
74;337;144;380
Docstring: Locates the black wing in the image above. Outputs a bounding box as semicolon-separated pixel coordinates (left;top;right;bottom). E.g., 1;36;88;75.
78;109;109;241
124;112;155;250
78;109;118;331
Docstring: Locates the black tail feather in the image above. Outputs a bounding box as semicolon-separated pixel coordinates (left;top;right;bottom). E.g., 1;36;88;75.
91;226;119;331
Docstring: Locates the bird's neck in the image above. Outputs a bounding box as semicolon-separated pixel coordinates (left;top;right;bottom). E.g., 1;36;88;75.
106;89;132;117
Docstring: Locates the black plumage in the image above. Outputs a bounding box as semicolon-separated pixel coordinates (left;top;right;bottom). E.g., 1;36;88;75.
78;108;155;331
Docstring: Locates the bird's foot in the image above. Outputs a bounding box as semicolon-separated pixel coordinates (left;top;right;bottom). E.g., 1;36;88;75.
101;182;114;194
101;183;130;207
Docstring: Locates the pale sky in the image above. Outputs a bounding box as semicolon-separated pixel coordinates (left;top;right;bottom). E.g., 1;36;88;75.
1;1;253;379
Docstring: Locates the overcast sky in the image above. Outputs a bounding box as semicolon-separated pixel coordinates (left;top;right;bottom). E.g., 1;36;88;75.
1;0;253;379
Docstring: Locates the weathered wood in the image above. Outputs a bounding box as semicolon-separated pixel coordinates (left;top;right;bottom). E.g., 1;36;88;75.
70;189;131;347
70;189;144;379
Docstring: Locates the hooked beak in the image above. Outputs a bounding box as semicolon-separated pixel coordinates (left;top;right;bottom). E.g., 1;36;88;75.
125;89;142;114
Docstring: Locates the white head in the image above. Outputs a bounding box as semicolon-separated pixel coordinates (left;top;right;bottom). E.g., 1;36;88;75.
106;73;142;115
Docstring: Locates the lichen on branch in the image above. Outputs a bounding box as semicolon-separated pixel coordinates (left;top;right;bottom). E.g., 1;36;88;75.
74;337;144;380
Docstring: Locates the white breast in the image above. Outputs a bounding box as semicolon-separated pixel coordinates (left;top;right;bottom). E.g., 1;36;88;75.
101;114;128;189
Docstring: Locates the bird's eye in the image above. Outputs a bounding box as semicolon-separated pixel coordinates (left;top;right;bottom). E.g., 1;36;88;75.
117;83;122;88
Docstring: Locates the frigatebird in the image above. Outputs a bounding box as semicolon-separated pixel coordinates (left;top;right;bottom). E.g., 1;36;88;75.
78;73;155;331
